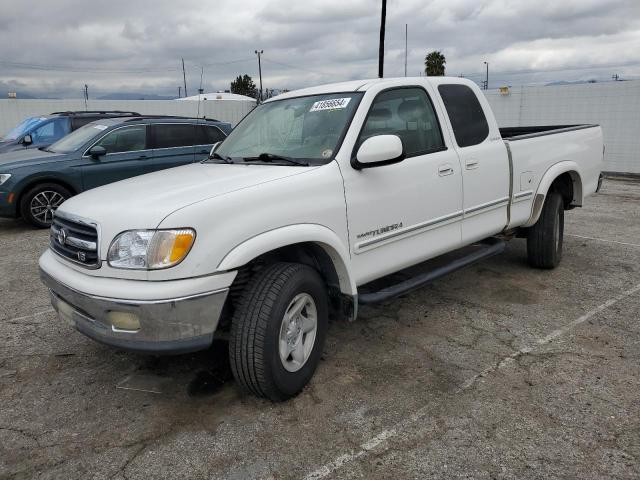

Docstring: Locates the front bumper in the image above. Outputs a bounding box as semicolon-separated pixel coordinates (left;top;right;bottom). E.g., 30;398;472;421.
40;268;229;354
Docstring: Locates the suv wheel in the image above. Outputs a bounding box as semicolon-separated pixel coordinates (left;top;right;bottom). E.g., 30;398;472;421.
20;183;71;228
229;262;328;401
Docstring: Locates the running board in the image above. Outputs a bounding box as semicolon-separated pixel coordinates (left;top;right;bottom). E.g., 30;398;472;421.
358;237;506;305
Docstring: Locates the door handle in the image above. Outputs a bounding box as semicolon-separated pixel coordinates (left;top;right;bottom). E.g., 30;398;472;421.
438;164;454;176
199;149;209;154
465;158;479;170
136;154;148;160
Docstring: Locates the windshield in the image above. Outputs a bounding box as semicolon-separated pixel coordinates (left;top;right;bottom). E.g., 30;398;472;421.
214;92;363;164
48;123;108;153
2;117;46;141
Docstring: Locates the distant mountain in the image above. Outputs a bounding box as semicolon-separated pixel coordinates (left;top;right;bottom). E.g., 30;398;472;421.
96;93;175;100
546;80;598;86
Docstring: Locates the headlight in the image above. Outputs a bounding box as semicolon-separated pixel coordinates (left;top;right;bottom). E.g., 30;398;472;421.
0;174;11;185
107;229;196;270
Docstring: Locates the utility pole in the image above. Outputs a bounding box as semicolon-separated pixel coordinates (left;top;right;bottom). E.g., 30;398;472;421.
612;74;620;81
178;86;181;98
378;0;387;78
182;58;188;97
83;84;88;110
255;50;264;102
484;61;489;90
404;24;408;77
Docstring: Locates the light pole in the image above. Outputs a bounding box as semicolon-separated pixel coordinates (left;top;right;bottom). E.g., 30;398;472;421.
378;0;387;78
255;50;264;102
484;61;489;90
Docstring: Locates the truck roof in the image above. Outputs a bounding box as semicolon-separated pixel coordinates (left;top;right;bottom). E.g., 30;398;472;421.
267;76;475;102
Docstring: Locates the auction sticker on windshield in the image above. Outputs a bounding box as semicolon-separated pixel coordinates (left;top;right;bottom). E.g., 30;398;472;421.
310;97;351;112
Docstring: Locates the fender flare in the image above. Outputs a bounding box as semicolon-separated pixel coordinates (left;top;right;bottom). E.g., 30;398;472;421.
523;161;583;227
217;224;357;296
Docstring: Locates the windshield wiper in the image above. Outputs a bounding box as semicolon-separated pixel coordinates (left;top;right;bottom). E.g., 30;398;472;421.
243;153;309;166
207;152;234;164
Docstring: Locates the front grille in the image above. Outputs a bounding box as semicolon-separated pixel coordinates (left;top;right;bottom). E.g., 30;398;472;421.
50;215;100;268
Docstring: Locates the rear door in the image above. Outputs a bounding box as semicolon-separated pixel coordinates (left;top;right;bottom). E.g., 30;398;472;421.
193;124;227;160
148;123;198;173
80;124;151;189
436;83;510;243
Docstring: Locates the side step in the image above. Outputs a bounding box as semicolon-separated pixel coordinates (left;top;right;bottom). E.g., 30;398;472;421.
358;237;506;305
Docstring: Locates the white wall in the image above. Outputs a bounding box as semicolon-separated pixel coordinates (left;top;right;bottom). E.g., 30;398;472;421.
484;81;640;174
0;98;255;135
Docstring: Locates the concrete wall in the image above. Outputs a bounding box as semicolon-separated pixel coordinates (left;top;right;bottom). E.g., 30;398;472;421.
484;81;640;174
0;98;255;135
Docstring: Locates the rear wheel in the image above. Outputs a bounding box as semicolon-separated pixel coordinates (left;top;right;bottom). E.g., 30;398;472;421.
20;183;72;228
229;262;328;401
526;191;564;269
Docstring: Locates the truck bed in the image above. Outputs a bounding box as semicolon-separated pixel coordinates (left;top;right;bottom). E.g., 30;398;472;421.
500;124;598;140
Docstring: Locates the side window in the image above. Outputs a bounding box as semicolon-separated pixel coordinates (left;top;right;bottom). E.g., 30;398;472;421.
197;125;226;144
31;118;70;143
94;126;147;154
437;84;489;147
152;124;198;148
356;87;444;157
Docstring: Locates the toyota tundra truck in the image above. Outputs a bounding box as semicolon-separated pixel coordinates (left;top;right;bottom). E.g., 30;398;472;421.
39;77;604;401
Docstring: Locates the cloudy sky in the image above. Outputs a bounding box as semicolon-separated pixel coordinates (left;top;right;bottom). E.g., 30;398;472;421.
1;0;639;98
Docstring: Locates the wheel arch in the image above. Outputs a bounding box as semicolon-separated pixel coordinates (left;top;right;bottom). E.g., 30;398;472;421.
217;224;356;297
523;162;583;227
15;176;78;217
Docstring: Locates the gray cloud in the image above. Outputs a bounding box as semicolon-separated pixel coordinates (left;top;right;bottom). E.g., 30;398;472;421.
0;0;638;98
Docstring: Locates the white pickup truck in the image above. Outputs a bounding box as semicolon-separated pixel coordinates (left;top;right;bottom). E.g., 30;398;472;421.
40;77;604;401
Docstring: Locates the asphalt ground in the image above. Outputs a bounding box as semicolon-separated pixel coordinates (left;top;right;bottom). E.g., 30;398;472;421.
1;177;639;479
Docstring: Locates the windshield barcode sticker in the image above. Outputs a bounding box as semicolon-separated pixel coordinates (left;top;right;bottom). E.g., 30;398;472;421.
309;98;351;112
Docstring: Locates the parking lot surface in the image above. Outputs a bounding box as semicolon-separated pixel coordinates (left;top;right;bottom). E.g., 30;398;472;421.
1;178;639;479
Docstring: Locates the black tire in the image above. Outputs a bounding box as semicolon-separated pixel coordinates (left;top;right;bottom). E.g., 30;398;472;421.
526;191;564;269
229;262;328;401
20;183;71;228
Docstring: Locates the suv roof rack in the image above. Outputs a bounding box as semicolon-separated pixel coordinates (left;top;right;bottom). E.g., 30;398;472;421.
50;110;141;116
124;115;221;122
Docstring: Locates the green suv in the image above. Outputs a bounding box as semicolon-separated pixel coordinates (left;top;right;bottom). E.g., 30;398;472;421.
0;116;231;227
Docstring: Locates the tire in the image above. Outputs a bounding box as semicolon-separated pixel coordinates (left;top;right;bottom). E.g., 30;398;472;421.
229;262;328;401
526;191;564;269
20;183;71;228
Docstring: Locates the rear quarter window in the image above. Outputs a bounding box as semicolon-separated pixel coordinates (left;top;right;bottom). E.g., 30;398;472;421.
438;84;489;147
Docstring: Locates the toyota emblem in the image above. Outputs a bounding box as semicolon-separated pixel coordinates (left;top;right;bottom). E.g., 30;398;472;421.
57;228;67;245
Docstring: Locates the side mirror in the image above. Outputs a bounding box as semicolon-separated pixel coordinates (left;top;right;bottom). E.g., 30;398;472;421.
22;134;33;146
88;145;107;158
209;142;221;157
353;134;404;169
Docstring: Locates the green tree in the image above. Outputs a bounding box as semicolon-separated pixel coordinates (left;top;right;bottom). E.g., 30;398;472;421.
424;51;446;76
230;74;257;98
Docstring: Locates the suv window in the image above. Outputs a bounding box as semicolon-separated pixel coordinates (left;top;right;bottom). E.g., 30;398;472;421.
152;124;198;149
71;116;100;130
197;125;226;144
438;84;489;147
356;87;444;157
94;125;147;154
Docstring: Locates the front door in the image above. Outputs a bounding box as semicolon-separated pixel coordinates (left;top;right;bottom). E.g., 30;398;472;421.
80;124;150;190
340;85;464;285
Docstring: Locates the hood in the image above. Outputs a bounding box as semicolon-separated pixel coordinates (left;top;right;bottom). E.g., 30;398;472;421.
0;139;20;154
0;148;64;168
58;162;319;234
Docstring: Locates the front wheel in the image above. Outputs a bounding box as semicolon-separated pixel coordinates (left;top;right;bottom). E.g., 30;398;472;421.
229;262;328;401
526;191;564;269
20;183;71;228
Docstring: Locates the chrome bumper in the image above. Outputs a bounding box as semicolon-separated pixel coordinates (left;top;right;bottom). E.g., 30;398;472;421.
40;268;229;354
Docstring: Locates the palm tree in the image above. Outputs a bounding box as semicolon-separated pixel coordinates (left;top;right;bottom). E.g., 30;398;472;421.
424;51;446;76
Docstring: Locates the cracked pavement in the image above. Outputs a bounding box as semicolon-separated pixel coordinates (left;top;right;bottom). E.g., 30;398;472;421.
1;178;639;479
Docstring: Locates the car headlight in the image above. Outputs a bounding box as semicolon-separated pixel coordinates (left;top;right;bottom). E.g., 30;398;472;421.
107;229;196;270
0;174;11;185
